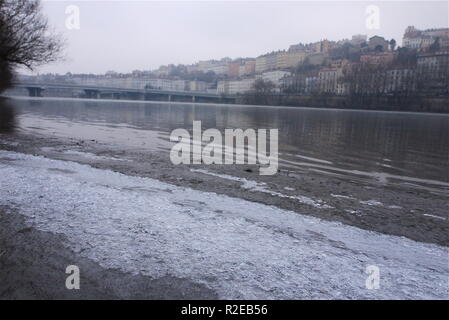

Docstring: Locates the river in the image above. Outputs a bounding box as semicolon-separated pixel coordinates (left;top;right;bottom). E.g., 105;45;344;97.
3;96;448;192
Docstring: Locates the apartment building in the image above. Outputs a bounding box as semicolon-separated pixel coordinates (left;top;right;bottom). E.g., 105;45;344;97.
305;76;318;94
351;34;368;45
238;60;256;76
336;82;350;95
360;52;395;64
227;61;241;77
217;78;256;95
288;40;326;54
255;54;276;73
255;51;306;73
216;81;228;94
146;78;187;91
416;50;449;94
72;77;152;90
417;50;449;73
280;74;307;93
368;36;390;51
384;69;415;93
258;70;291;87
317;68;343;93
403;26;449;50
186;80;209;92
280;51;307;69
209;64;228;75
197;59;229;74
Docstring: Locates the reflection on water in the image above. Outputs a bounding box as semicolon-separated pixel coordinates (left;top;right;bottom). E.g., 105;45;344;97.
4;97;449;189
0;98;16;134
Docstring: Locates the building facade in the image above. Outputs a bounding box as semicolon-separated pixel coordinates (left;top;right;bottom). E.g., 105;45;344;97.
402;26;449;50
217;78;256;95
238;60;256;76
384;69;415;93
258;70;291;88
317;68;343;94
416;50;449;94
368;36;390;51
360;52;395;64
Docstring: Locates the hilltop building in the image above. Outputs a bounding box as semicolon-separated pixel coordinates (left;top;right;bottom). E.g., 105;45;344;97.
402;26;449;50
368;36;390;51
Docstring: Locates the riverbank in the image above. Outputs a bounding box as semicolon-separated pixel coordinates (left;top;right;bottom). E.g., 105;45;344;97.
4;91;449;114
0;148;447;299
0;206;217;299
238;94;449;113
1;130;447;246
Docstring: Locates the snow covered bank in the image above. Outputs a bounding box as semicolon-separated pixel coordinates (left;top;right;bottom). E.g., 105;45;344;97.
0;150;447;299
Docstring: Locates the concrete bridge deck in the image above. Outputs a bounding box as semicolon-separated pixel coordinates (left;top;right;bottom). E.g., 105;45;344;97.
12;82;236;103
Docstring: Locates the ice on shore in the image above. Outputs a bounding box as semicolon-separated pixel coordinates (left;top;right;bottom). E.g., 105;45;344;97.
0;150;447;299
360;200;384;207
331;194;356;200
40;147;128;162
191;169;332;209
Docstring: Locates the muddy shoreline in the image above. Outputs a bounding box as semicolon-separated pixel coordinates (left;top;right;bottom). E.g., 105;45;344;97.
1;131;447;247
0;206;217;299
0;130;448;299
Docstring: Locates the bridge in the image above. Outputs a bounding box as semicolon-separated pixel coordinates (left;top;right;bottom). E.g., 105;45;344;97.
12;82;236;104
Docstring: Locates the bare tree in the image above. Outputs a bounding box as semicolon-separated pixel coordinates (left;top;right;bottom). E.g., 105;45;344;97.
0;0;63;90
242;79;278;105
389;39;396;51
0;59;12;90
253;78;276;95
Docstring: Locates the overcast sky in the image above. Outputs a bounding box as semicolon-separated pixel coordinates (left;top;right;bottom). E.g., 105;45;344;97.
29;0;448;75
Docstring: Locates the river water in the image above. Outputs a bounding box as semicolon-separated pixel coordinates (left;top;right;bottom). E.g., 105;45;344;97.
2;97;448;192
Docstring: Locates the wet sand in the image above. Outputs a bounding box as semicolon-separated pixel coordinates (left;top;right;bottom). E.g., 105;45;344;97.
0;206;217;299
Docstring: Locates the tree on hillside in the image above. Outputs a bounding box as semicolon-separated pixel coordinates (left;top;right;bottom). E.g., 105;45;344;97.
0;59;12;91
253;78;276;95
0;0;63;91
389;39;397;51
243;79;277;105
395;47;417;67
428;37;441;52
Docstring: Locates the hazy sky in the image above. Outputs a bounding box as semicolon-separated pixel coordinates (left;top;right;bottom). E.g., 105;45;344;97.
29;0;448;75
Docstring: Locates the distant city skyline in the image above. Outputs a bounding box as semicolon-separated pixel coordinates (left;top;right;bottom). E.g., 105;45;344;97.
24;1;448;75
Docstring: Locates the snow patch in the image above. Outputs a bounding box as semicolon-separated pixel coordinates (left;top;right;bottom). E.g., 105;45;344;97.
40;147;128;162
63;150;125;161
331;194;356;200
191;169;332;209
423;214;447;221
387;205;403;209
360;200;383;207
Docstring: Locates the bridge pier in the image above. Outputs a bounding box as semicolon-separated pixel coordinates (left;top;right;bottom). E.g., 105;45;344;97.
25;87;44;97
84;89;100;99
125;92;145;100
192;95;196;103
168;94;172;102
